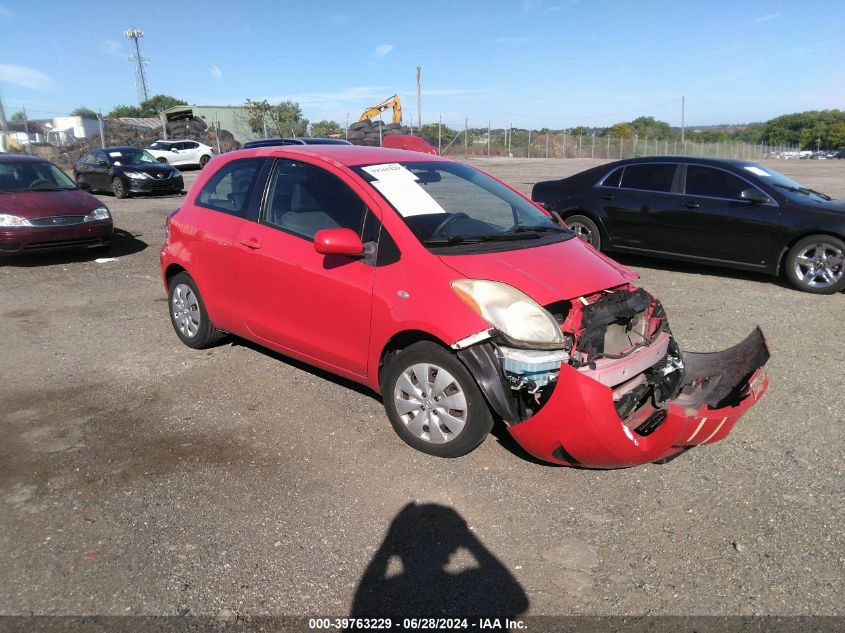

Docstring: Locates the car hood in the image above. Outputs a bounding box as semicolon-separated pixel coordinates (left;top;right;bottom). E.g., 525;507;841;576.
0;189;103;218
437;238;636;304
791;196;845;215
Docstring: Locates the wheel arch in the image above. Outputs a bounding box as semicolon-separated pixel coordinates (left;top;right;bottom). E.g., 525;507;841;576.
559;207;609;246
164;263;188;288
377;329;450;392
776;230;845;275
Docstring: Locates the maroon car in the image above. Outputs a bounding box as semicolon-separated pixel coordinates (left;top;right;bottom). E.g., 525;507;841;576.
0;155;113;255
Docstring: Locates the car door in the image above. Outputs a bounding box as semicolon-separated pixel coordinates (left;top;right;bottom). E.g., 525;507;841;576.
167;142;187;166
600;162;679;250
233;157;377;376
90;150;112;189
182;141;201;165
651;164;782;266
186;157;269;328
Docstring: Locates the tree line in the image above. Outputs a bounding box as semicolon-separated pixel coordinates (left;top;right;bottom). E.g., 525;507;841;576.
15;97;845;150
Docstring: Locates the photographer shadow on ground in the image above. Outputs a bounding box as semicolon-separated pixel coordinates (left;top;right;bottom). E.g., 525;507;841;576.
350;503;529;618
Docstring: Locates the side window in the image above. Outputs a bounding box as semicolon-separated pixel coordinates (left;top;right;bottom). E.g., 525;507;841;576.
185;142;199;149
84;152;99;164
620;164;676;193
263;159;368;240
196;158;265;217
686;166;756;200
600;167;622;188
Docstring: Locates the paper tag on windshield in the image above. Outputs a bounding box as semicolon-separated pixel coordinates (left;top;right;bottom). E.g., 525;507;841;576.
744;166;769;177
108;152;122;157
364;163;446;216
362;163;418;182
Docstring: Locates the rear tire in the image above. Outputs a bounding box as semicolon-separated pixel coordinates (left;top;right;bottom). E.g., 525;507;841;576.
157;157;169;164
167;272;224;348
784;234;845;294
381;341;493;458
564;213;601;249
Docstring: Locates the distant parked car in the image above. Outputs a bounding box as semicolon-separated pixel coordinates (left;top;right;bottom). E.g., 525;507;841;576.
146;139;214;168
835;150;845;159
73;147;183;199
241;137;352;149
0;155;112;255
532;156;845;294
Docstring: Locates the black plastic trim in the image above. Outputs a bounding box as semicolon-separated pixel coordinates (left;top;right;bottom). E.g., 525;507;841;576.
456;343;519;426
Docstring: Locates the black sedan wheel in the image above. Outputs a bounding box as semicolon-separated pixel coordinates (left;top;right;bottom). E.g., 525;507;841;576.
112;177;129;199
564;214;601;249
785;235;845;294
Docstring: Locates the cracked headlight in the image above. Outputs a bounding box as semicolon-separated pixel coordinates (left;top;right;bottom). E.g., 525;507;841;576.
451;279;564;345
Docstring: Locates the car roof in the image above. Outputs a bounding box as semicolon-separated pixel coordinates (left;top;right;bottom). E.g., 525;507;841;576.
100;146;145;152
242;137;352;149
0;154;50;164
604;155;757;168
231;144;450;167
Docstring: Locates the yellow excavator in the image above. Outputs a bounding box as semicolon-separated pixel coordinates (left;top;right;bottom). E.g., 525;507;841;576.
359;95;402;125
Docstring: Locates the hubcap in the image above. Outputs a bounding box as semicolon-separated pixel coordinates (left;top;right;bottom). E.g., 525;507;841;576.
393;363;467;444
794;243;844;289
568;221;594;245
171;283;200;338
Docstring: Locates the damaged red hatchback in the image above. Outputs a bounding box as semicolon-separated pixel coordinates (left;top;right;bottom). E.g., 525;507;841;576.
160;146;769;468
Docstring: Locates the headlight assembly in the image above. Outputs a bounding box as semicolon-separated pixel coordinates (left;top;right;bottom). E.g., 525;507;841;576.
124;171;151;180
84;206;111;222
0;214;31;227
451;279;564;346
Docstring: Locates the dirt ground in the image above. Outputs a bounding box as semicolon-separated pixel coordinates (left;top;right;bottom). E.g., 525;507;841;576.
1;157;843;619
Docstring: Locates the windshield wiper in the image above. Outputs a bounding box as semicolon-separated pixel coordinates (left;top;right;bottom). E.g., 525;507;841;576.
423;230;546;246
507;224;567;233
29;187;73;192
422;235;485;246
774;184;832;201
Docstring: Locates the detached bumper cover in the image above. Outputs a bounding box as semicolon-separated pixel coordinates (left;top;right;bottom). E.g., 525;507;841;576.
507;328;770;468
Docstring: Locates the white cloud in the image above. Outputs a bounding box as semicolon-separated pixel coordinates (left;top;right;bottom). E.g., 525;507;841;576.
371;44;394;59
211;65;222;80
0;64;54;90
101;40;123;57
495;36;529;45
752;12;780;24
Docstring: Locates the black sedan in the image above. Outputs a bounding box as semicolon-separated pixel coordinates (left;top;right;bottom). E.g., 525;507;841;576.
532;157;845;293
73;147;183;199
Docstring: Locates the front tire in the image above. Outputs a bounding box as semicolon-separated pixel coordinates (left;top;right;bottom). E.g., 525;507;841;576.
382;341;494;458
112;177;129;199
784;235;845;294
167;272;224;348
199;155;210;168
564;213;601;249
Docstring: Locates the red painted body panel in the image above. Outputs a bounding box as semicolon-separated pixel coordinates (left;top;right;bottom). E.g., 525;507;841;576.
0;189;103;219
509;364;768;468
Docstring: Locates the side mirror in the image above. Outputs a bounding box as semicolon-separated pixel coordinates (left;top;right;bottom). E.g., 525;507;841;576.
77;181;91;191
314;228;364;256
740;188;769;204
171;148;179;153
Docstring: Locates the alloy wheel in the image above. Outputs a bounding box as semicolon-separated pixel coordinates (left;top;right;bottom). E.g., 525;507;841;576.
171;283;200;338
793;242;845;290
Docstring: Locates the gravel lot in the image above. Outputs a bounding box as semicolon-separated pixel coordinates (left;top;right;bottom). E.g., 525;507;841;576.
1;156;843;618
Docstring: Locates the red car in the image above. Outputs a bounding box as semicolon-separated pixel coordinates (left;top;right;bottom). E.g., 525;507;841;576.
160;146;769;468
0;155;113;254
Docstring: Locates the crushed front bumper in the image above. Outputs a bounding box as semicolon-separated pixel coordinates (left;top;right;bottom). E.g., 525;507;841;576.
465;328;769;468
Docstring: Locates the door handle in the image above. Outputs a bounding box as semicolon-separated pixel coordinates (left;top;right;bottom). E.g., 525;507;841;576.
239;237;261;250
681;200;700;209
600;193;615;200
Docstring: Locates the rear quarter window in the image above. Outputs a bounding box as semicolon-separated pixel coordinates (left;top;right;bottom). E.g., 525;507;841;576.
195;158;265;218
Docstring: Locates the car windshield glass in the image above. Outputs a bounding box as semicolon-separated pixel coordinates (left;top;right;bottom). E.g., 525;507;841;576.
0;161;76;192
147;142;170;150
354;161;569;246
743;163;834;200
108;149;158;165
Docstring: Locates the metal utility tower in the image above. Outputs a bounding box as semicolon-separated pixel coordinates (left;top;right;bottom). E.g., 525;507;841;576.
124;27;150;105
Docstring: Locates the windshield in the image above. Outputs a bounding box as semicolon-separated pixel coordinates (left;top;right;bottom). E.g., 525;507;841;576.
354;161;569;247
0;161;76;192
743;163;835;201
108;149;158;166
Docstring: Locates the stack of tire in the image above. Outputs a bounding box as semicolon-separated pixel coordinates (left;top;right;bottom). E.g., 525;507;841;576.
346;120;415;146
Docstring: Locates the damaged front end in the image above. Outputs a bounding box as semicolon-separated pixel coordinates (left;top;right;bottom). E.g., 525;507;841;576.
455;285;770;468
